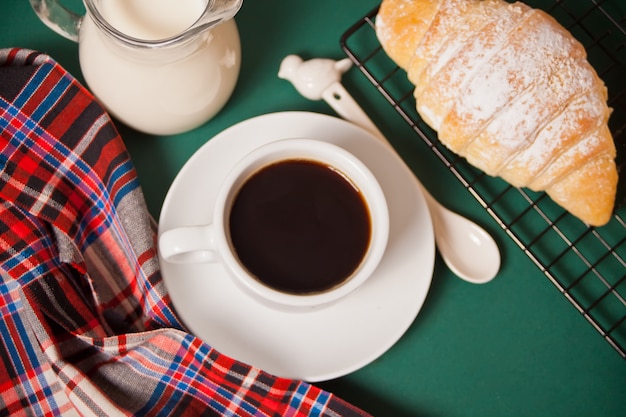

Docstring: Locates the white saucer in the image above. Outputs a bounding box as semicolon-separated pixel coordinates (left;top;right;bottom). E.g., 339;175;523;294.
158;111;435;382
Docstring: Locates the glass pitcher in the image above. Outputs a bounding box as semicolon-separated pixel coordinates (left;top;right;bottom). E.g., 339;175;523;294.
30;0;243;135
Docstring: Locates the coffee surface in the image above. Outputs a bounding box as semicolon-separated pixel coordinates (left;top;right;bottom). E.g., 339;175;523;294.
229;159;371;294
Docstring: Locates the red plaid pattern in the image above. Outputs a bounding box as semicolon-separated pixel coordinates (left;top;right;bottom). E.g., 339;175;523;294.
0;48;370;417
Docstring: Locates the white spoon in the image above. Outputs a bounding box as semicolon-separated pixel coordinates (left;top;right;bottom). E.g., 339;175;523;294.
279;55;501;284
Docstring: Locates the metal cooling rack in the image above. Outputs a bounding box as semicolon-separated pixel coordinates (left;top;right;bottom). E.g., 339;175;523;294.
340;0;626;358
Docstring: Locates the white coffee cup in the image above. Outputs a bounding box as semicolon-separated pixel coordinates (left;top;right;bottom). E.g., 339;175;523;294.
158;138;389;309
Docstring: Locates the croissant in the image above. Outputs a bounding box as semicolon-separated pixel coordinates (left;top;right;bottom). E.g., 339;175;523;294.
376;0;617;226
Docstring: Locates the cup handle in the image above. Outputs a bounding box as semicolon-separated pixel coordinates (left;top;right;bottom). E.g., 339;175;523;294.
29;0;83;42
159;224;219;264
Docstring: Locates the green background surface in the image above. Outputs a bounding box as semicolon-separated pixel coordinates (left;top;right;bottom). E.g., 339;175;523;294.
2;1;625;416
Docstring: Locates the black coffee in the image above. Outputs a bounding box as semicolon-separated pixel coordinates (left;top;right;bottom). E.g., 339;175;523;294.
229;159;371;294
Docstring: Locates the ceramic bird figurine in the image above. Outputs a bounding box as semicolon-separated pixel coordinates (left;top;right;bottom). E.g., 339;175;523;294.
278;54;353;100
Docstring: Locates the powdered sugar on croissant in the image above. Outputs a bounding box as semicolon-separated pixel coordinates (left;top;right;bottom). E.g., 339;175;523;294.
376;0;617;226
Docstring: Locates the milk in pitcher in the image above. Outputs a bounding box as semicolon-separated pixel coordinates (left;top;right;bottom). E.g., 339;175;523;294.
100;0;205;40
78;0;241;135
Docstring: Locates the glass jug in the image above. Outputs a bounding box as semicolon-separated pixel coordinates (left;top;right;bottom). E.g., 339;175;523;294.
30;0;243;135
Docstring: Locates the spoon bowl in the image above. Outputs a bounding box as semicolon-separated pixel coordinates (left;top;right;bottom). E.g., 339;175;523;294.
422;190;500;283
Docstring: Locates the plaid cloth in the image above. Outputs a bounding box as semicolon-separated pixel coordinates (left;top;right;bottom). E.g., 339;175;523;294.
0;48;370;417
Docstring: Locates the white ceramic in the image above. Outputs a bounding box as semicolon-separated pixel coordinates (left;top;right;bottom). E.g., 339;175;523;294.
423;193;501;284
280;55;501;284
158;112;435;381
159;138;390;310
29;0;242;135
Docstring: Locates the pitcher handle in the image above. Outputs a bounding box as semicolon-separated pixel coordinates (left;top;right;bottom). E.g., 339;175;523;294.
29;0;83;42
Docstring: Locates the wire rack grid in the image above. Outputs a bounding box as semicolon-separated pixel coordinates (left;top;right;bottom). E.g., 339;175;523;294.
340;0;626;358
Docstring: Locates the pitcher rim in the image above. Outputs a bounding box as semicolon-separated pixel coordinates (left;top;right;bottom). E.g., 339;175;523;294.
84;0;242;49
